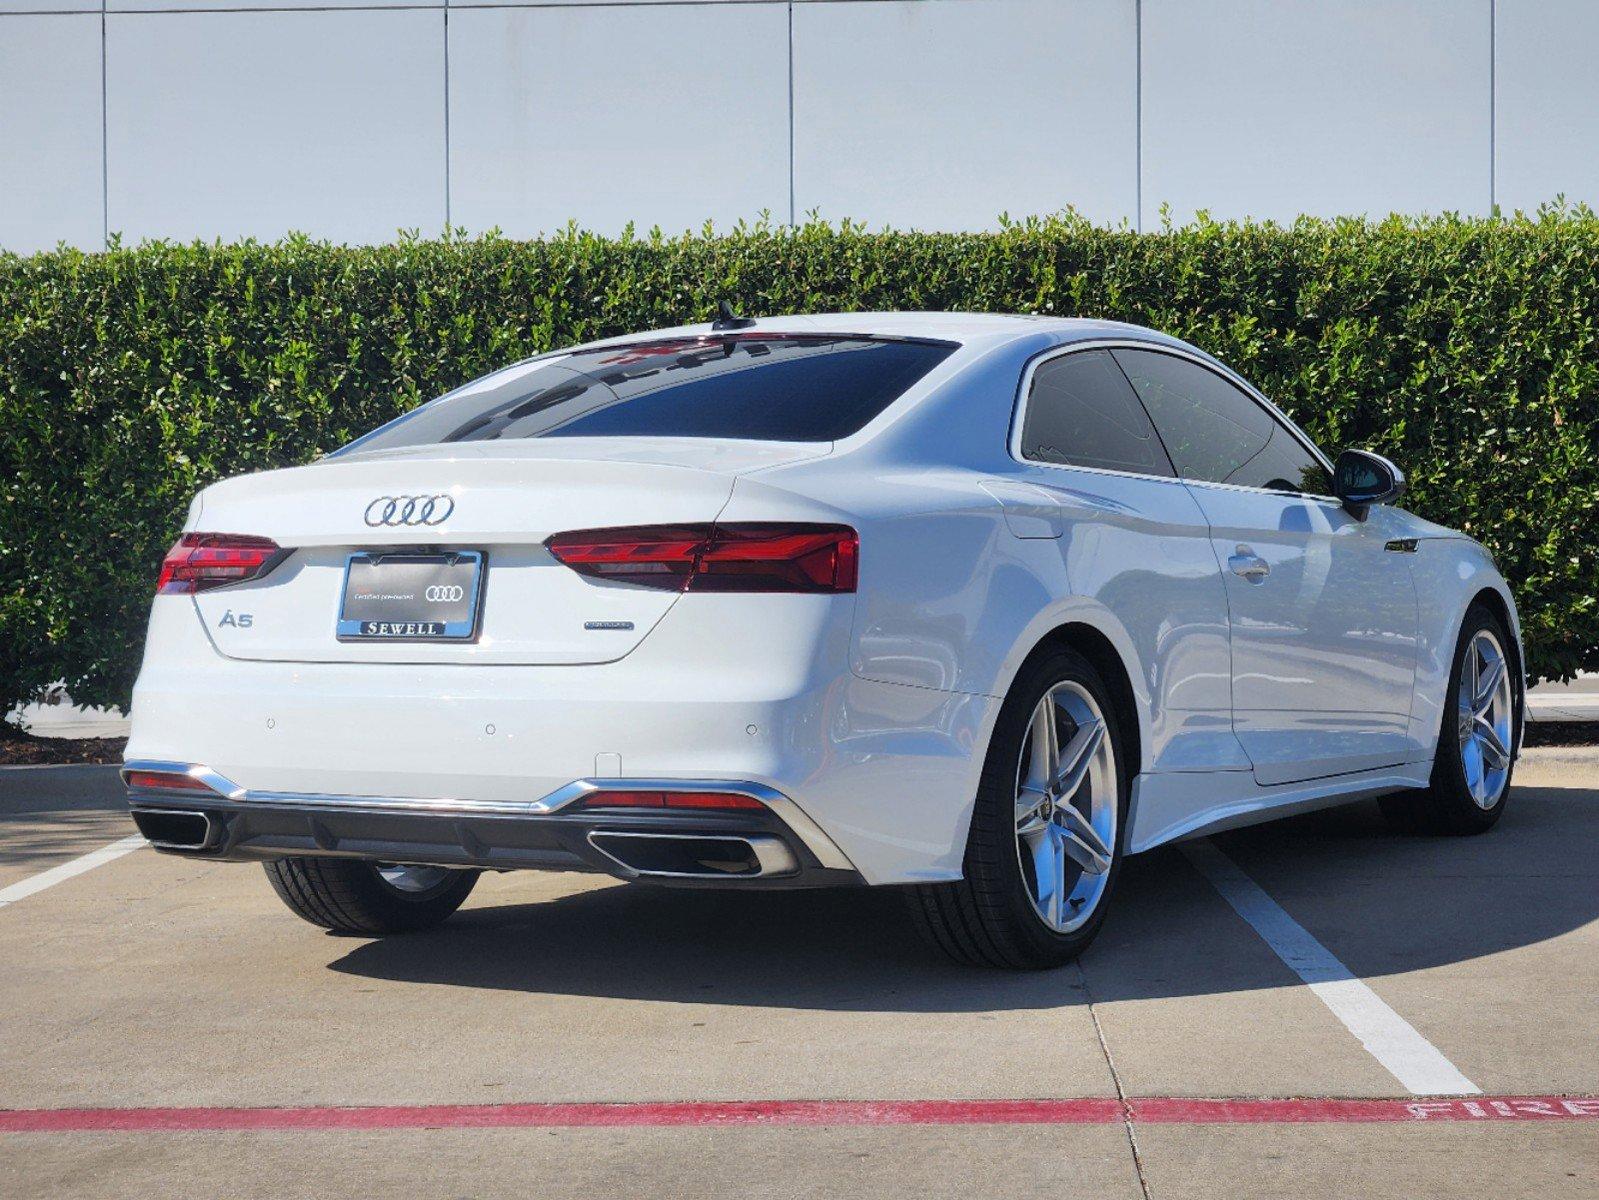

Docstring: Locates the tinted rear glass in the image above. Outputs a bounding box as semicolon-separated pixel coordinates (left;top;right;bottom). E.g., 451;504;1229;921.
1020;350;1174;477
337;335;957;453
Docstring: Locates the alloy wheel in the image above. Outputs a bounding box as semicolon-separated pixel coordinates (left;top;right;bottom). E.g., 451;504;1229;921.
1013;681;1118;934
375;863;456;895
1457;629;1513;809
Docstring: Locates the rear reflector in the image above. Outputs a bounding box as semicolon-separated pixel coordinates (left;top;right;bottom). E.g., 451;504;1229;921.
546;523;857;593
157;533;282;595
577;790;766;812
124;769;214;793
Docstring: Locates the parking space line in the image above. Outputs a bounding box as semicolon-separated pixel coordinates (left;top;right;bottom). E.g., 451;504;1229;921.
1180;839;1480;1096
2;1096;1595;1133
0;835;145;910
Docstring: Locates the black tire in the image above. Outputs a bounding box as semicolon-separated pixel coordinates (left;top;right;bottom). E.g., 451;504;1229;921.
907;646;1130;970
262;858;479;934
1380;604;1517;836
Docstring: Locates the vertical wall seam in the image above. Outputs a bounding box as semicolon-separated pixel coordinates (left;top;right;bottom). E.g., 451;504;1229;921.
1488;0;1496;214
1132;0;1144;236
787;0;796;226
100;0;108;249
443;1;452;231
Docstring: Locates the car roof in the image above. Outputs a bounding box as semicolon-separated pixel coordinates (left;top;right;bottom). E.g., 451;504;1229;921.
582;311;1174;350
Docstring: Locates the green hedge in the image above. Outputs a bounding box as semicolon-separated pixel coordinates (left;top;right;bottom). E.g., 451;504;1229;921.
3;213;1597;713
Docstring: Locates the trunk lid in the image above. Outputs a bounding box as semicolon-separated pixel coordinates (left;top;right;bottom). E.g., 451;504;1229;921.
188;439;825;665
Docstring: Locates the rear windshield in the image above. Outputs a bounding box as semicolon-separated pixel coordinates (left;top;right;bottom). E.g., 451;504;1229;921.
336;334;957;453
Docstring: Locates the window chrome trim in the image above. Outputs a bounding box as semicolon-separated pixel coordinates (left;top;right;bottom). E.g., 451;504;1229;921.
1008;338;1341;503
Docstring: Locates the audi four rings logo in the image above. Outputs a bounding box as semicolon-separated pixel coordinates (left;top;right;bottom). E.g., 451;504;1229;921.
425;585;464;603
364;495;454;527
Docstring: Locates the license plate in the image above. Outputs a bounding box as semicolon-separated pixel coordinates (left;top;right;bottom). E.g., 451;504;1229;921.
337;551;485;642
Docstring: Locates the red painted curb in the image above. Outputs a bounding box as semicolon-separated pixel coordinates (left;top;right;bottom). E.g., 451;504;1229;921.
2;1096;1597;1133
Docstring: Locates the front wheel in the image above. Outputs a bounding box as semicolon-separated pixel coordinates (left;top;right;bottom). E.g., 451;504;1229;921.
263;858;479;934
1380;603;1517;836
909;647;1128;969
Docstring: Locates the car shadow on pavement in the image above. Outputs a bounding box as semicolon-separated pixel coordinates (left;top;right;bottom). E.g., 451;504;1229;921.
327;783;1597;1013
0;812;135;870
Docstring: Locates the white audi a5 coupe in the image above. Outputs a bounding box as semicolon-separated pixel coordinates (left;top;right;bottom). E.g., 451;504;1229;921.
124;312;1523;968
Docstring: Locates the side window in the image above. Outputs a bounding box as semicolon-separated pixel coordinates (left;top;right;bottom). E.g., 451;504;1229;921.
1020;350;1174;477
1111;349;1271;485
1112;348;1328;494
1228;427;1333;496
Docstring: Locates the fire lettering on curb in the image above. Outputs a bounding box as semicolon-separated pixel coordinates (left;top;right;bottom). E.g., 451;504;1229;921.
1406;1098;1599;1120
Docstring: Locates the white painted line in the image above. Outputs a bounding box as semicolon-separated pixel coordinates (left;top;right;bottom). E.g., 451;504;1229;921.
1181;839;1480;1096
0;835;145;910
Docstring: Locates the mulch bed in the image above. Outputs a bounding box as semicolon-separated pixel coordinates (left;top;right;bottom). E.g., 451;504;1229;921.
1522;721;1599;748
0;726;129;766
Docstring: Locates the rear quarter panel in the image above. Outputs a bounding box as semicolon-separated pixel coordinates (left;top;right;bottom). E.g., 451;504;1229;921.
743;331;1233;780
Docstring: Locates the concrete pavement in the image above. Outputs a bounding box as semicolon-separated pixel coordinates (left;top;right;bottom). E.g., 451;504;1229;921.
1;750;1595;1197
1527;674;1599;722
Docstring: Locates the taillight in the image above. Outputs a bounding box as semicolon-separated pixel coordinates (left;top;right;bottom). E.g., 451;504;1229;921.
577;790;766;811
124;769;214;793
546;523;858;594
157;533;282;595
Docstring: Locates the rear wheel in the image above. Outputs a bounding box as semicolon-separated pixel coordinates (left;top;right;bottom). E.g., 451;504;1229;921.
1380;604;1517;836
909;647;1127;969
263;858;479;934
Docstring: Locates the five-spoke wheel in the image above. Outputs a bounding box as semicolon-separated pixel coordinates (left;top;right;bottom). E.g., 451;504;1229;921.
1456;628;1513;809
1013;682;1117;934
1381;603;1518;836
909;646;1127;969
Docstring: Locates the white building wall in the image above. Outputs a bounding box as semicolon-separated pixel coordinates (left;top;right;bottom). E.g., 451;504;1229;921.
1;0;1596;254
1141;0;1491;227
105;8;447;245
0;13;105;254
792;0;1137;231
448;3;791;237
1494;0;1599;216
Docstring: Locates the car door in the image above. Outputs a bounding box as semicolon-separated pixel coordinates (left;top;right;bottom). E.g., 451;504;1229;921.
1006;346;1247;777
1113;347;1419;786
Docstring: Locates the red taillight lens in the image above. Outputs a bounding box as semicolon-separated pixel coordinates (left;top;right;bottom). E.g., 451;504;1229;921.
546;523;858;594
124;769;213;792
577;790;766;811
157;533;281;595
545;526;704;590
696;525;860;593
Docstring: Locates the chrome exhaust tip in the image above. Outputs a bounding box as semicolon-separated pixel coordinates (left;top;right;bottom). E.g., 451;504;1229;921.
131;808;219;852
586;831;799;880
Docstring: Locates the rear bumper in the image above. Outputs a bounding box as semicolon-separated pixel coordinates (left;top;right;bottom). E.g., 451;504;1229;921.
126;596;1000;884
124;762;861;889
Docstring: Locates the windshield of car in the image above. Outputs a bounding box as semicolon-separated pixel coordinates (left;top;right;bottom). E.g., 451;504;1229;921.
334;334;958;454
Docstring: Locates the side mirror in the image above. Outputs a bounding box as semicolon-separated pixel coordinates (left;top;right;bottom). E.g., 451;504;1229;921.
1333;449;1406;518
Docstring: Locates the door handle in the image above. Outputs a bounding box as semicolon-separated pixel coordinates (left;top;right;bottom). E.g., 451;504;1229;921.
1228;547;1270;583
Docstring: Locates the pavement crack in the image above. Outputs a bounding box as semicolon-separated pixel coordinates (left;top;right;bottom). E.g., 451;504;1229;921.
1076;960;1153;1200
